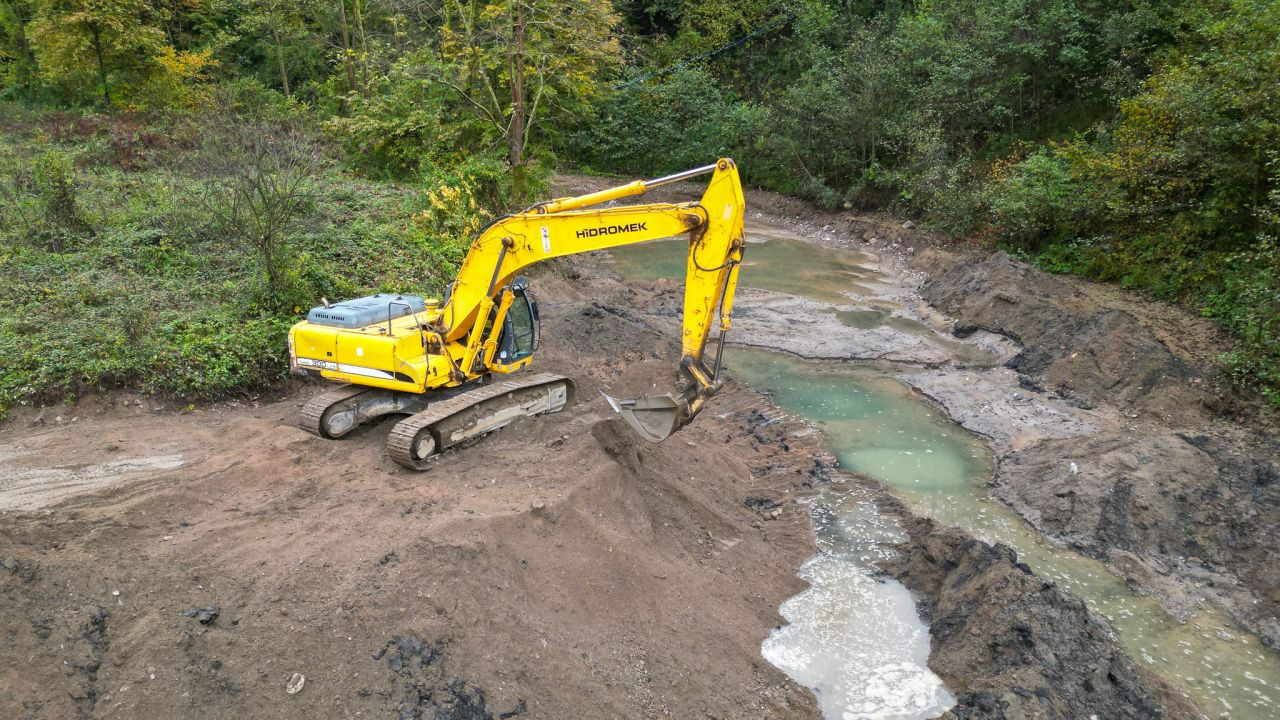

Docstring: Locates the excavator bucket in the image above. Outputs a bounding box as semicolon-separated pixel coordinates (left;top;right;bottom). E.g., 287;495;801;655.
600;391;687;443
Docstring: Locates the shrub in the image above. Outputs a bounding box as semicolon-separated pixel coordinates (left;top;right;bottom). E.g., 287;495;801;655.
31;148;91;245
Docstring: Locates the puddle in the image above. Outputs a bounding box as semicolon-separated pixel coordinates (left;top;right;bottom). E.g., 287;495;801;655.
763;492;955;719
607;227;884;304
835;309;892;329
730;346;1280;720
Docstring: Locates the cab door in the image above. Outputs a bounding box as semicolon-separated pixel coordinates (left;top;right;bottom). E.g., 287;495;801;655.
492;279;539;371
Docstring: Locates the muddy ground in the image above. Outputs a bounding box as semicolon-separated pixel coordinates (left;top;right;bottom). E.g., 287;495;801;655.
0;175;1253;719
0;259;831;719
912;250;1280;650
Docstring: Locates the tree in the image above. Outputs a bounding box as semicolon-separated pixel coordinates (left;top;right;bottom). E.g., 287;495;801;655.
0;0;39;96
434;0;620;202
28;0;165;106
197;117;325;304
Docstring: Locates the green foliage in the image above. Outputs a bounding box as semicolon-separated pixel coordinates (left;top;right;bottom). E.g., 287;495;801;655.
324;57;447;179
0;0;39;99
565;66;767;180
0;118;484;416
1202;184;1280;407
193;116;326;307
31;147;90;241
972;0;1280;404
432;0;621;201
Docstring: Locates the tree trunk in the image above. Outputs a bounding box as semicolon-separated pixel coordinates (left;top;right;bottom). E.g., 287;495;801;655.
10;7;35;93
337;0;357;95
271;25;291;98
353;0;370;97
507;0;527;203
90;23;110;106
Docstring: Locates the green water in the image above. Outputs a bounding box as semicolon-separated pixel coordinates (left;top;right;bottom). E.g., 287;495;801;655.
607;231;882;304
729;346;1280;719
835;309;893;329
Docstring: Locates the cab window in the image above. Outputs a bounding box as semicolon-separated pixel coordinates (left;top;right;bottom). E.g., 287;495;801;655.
496;287;537;364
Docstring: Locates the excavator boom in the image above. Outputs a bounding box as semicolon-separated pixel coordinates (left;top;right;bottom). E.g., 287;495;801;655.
288;159;747;468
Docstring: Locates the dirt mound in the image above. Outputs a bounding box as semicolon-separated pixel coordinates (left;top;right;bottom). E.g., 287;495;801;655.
914;247;1280;649
915;250;1218;423
879;507;1198;719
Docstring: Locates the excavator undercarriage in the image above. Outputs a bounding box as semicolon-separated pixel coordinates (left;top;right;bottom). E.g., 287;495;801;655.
299;373;574;469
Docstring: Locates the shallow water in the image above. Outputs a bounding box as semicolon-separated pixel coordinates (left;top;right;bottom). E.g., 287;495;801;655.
610;233;1000;368
762;494;956;720
606;228;883;304
729;346;1280;719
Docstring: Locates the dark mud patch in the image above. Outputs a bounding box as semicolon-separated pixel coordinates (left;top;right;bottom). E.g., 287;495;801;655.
875;496;1200;719
375;635;525;720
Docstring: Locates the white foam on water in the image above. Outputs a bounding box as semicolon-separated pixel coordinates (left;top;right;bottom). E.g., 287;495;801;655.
763;497;954;720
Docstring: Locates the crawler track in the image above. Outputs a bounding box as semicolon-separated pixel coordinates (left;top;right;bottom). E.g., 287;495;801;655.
299;384;372;437
387;372;574;470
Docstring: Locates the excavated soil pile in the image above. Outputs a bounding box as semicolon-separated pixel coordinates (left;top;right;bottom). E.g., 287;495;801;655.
916;249;1280;649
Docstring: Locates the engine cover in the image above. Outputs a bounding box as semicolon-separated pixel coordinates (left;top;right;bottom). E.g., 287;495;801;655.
306;294;427;329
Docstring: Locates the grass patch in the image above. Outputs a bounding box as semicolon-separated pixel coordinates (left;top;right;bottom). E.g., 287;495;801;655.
0;111;475;418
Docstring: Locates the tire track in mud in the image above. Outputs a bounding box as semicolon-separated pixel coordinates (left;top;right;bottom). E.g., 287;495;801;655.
0;451;185;511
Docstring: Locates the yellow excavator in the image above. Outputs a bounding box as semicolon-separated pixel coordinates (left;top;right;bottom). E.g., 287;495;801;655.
288;159;745;469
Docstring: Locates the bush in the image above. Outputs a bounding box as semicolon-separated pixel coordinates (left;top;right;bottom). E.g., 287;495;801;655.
1203;193;1280;407
983;147;1094;248
563;66;768;179
31;148;91;244
324;57;448;179
193;116;327;308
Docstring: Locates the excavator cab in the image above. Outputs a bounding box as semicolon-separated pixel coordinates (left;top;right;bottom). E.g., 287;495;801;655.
494;278;539;367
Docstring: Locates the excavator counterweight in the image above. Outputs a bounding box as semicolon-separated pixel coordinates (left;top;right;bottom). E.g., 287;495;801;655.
287;159;747;468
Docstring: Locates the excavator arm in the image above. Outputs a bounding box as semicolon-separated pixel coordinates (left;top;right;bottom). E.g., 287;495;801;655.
440;158;746;439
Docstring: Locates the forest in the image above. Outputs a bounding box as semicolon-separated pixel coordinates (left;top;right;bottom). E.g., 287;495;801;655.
0;0;1277;413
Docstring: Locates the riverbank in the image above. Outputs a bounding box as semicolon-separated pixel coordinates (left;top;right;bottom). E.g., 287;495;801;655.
912;249;1280;652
